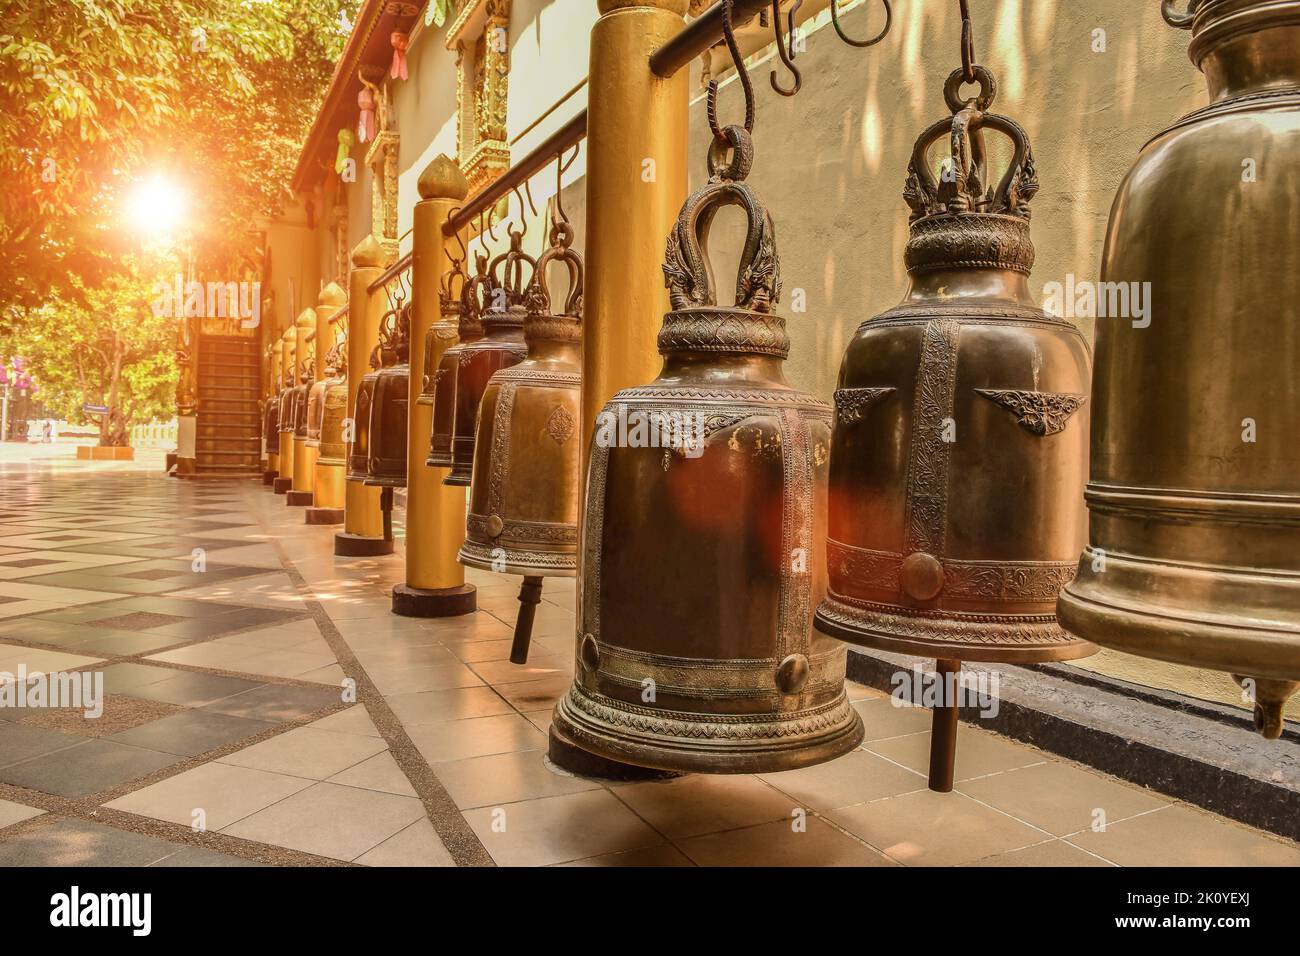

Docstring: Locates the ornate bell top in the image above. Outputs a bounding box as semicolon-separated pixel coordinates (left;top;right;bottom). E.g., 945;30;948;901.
479;229;533;333
322;340;344;378
901;66;1038;277
439;260;467;321
378;303;411;365
660;125;790;359
457;251;488;341
524;220;583;347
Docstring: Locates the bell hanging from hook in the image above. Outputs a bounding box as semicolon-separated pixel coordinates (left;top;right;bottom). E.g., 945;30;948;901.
367;300;412;487
427;249;487;470
460;203;585;665
443;221;531;488
552;0;863;773
1058;0;1300;739
815;35;1095;790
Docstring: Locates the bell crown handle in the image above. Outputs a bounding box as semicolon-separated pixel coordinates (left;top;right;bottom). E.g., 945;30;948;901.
663;125;781;314
530;221;584;318
1162;0;1201;29
904;67;1037;223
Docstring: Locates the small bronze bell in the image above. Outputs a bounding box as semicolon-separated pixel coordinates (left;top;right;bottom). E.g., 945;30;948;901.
367;303;412;487
306;344;343;448
346;340;383;483
262;397;280;468
291;355;313;441
425;257;485;468
460;219;584;664
814;62;1094;790
444;234;530;487
552;121;863;775
1058;0;1300;738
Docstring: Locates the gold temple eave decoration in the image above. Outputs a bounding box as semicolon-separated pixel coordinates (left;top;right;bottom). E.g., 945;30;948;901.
448;0;510;194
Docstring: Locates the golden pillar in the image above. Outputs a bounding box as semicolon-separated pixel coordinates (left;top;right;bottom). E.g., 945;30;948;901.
554;0;689;776
392;155;477;617
266;339;282;478
307;281;348;522
336;234;395;556
579;0;690;457
274;324;296;494
288;307;318;505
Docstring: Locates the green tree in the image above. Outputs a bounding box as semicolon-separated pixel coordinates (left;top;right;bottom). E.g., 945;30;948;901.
0;252;181;441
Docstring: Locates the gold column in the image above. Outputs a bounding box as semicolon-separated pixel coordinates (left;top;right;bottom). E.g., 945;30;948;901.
274;325;296;493
392;155;477;617
308;281;347;519
288;307;318;504
266;339;282;478
336;234;395;556
580;0;690;457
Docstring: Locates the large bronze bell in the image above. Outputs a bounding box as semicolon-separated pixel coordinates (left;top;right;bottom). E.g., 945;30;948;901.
426;252;486;469
262;396;279;465
814;63;1094;789
317;372;349;468
291;355;313;441
306;344;342;448
367;303;411;487
460;219;584;664
551;123;864;775
1058;0;1300;739
444;234;529;487
417;261;467;412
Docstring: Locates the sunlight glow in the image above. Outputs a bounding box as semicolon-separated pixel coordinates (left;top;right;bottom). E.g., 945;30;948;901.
126;175;188;237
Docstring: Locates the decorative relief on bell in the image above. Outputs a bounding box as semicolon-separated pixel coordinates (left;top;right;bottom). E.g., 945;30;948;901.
974;388;1088;437
833;387;895;424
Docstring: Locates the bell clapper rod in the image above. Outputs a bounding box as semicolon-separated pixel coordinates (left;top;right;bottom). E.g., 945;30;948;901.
928;658;961;792
510;576;545;665
381;486;394;542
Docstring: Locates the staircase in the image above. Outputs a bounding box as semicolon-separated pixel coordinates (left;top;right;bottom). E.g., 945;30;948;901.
195;334;262;478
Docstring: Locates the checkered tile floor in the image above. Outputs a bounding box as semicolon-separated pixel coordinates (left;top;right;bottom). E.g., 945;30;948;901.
0;449;1297;867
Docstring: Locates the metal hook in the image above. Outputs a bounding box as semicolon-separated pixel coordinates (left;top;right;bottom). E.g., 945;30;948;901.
447;205;467;265
831;0;892;49
770;0;801;96
553;143;579;230
706;0;754;139
510;185;529;239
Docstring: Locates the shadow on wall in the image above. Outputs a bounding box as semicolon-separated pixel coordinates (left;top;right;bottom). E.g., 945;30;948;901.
685;0;1203;400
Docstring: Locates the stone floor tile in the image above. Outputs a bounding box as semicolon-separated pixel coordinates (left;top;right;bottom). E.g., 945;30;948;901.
366;662;485;696
106;761;314;829
0;739;180;797
0;818;182;867
219;726;388;779
492;673;572;711
676;816;896;867
199;683;341;722
354;817;455;866
757;749;927;811
469;655;571;686
306;705;381;737
0;645;103;676
108;710;275;757
0;722;87;767
558;844;695;867
220;782;424;862
613;774;798;840
464;789;663;867
150;846;268;867
0;798;44;829
327;751;417;797
407;714;547;764
122;671;264;707
852;697;934;741
827;789;1049;866
959;761;1171;837
866;726;1048;782
1065;804;1300;867
973;839;1114;867
434;749;601;809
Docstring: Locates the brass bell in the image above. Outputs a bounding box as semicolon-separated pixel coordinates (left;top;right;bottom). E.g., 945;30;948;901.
552;122;864;774
418;260;468;412
317;369;349;468
367;303;412;487
815;63;1095;789
443;232;530;487
262;396;279;468
425;255;485;469
306;344;342;448
346;340;382;484
1058;0;1300;739
460;219;584;664
291;355;313;441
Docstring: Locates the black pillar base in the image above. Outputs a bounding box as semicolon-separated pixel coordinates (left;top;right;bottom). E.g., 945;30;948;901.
272;477;293;494
285;490;313;506
333;532;394;557
304;507;345;525
391;583;477;618
262;470;277;485
547;724;683;782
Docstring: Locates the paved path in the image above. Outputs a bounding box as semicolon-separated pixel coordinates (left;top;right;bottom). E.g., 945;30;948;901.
0;451;1297;866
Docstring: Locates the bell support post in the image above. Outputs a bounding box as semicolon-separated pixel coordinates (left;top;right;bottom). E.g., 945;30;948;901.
336;234;396;557
392;154;478;617
264;339;282;483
